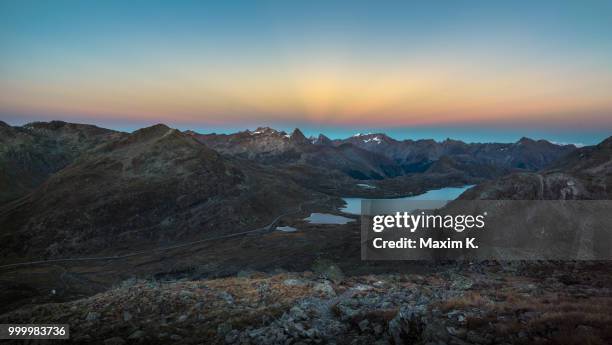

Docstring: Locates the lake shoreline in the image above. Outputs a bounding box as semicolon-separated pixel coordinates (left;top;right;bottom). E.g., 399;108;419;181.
340;185;475;215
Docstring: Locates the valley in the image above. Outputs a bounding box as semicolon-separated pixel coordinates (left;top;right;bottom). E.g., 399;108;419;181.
0;120;610;344
2;2;611;343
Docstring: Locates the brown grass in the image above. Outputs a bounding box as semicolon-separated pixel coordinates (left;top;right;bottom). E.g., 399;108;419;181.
436;291;490;312
434;289;612;344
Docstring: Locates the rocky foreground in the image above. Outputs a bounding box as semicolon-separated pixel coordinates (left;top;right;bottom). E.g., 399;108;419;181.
2;262;611;345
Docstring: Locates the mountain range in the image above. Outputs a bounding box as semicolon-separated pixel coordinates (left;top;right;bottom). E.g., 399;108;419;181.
0;122;317;259
0;120;611;327
461;136;612;200
194;127;576;180
0;120;596;261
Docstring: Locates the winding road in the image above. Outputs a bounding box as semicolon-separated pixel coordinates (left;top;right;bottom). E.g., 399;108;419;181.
0;198;325;270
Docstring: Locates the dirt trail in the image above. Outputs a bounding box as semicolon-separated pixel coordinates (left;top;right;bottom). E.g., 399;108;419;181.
0;198;330;270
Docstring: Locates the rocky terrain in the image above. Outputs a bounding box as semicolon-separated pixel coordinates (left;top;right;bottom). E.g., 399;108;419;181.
0;120;122;204
422;136;612;262
0;121;608;344
2;262;611;345
0;124;324;260
190;127;577;199
0;121;578;261
195;129;576;183
460;136;612;200
334;134;575;175
191;128;404;181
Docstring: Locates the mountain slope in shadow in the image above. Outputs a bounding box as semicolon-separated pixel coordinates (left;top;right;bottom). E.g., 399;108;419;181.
0;121;122;204
191;127;402;180
460;136;612;200
336;134;577;174
0;124;314;259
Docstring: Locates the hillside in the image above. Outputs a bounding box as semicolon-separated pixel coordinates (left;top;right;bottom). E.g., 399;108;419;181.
336;134;576;175
0;121;123;204
460;136;612;200
0;124;315;259
2;263;610;345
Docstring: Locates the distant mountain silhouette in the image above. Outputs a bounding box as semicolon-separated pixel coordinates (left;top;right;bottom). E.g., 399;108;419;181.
192;127;575;181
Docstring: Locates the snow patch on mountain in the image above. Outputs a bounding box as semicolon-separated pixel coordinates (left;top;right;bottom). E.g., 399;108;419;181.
551;141;585;148
363;137;382;144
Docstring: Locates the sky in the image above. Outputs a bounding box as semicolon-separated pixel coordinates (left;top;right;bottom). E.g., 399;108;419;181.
0;0;611;144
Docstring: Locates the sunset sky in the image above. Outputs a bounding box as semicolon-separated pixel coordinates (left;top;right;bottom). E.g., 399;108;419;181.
1;1;611;143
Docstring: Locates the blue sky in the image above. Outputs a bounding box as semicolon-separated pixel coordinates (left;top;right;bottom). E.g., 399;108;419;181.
1;0;611;144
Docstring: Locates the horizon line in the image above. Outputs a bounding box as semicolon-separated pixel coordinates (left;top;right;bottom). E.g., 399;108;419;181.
3;118;598;147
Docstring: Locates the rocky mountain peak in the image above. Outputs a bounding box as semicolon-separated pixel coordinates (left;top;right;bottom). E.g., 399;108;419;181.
517;137;536;145
183;130;199;136
0;121;15;139
22;121;118;138
350;133;392;145
598;136;612;149
251;127;280;135
24;120;68;130
313;134;333;146
120;124;188;148
289;128;309;144
443;138;464;144
132;124;172;137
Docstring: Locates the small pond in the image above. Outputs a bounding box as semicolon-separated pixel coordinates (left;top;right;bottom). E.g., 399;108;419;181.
303;213;355;225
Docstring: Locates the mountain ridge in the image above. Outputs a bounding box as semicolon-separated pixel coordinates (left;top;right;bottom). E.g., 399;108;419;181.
0;120;583;259
0;121;578;205
0;123;316;258
460;135;612;200
0;121;124;204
